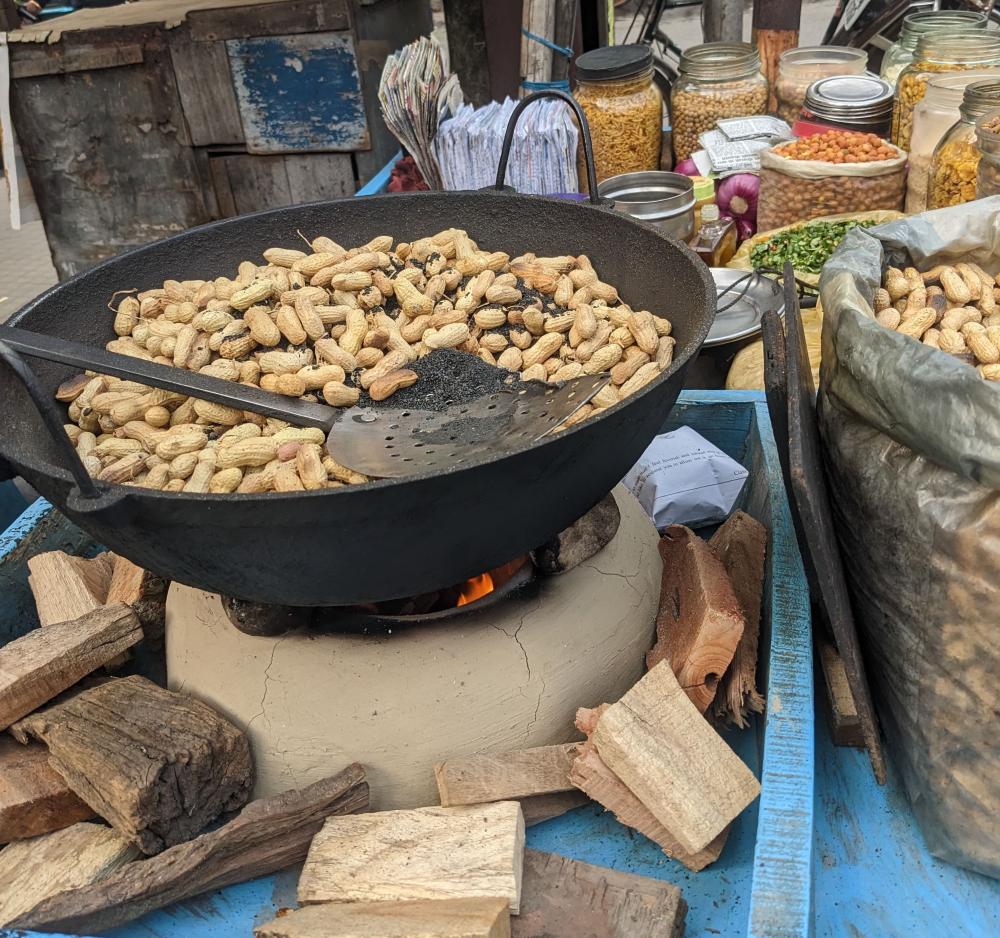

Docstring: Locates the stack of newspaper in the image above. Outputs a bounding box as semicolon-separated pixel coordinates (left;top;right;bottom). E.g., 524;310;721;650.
378;37;463;190
433;97;579;194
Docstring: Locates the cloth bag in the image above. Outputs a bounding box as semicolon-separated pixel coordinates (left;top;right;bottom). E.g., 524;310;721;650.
818;199;1000;879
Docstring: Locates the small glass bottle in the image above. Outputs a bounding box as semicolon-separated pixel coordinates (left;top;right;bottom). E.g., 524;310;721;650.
880;10;988;87
691;176;715;234
692;204;736;267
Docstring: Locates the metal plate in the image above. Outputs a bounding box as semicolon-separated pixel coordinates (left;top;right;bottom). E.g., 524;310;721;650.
705;268;784;348
327;375;611;478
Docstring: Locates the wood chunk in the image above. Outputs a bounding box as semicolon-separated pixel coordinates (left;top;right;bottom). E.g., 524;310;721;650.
105;554;168;645
298;802;524;913
8;765;369;935
512;848;686;938
0;821;138;927
647;525;745;712
26;550;111;627
820;642;865;748
10;674;253;855
709;511;768;728
0;603;143;731
570;707;725;872
255;897;511;938
0;736;94;843
592;662;761;854
435;743;580;807
531;492;621;575
520;790;589;827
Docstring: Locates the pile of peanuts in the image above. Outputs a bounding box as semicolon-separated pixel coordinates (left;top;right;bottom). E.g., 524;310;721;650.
772;130;898;164
59;229;676;493
875;262;1000;381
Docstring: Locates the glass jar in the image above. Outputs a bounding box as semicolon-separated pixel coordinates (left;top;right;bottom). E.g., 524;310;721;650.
574;44;662;184
880;10;988;87
798;73;894;136
892;33;1000;152
975;109;1000;198
670;42;768;162
928;80;1000;208
775;46;868;125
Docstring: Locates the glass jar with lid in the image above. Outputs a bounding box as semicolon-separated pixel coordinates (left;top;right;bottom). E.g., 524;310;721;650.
907;70;1000;212
774;46;868;125
928;80;1000;208
880;10;988;87
670;42;768;162
975;109;1000;199
574;44;662;184
892;33;1000;152
798;73;894;136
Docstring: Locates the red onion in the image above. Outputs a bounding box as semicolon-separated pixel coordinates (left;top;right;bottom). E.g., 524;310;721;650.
715;173;759;238
674;158;699;176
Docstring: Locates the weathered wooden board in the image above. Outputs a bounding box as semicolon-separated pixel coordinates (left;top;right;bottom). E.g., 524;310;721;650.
10;43;144;80
11;675;253;854
0;603;142;731
213;152;355;216
0;736;94;844
255;897;511;938
9;765;369;934
820;641;865;748
298;802;524;913
513;848;686;938
227;32;368;153
435;744;579;807
169;34;244;146
187;0;350;42
0;821;138;927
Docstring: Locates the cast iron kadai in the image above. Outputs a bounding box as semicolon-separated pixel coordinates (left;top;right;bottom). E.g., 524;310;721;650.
0;90;716;607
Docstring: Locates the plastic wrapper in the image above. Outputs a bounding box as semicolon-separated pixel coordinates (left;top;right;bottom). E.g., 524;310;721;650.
818;198;1000;879
757;145;907;231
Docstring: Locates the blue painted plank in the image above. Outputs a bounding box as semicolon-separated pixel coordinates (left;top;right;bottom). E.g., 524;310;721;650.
227;32;369;154
356;150;400;196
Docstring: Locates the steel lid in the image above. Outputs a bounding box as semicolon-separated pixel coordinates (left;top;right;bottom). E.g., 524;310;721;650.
804;73;894;119
597;171;695;221
706;269;784;347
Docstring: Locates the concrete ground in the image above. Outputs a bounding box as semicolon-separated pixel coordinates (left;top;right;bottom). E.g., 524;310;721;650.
0;188;57;322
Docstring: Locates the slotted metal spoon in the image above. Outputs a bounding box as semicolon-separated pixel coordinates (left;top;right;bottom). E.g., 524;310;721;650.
0;326;610;479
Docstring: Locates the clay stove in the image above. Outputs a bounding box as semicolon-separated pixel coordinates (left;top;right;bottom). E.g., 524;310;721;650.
165;485;662;809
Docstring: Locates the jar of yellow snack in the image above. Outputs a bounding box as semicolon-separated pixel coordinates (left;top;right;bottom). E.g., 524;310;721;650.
929;79;1000;208
975;110;1000;198
880;10;987;87
893;33;1000;152
574;44;662;185
670;42;768;163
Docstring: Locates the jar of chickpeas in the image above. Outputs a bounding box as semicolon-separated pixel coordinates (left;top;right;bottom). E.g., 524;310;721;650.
574;44;662;185
892;33;1000;152
670;43;768;162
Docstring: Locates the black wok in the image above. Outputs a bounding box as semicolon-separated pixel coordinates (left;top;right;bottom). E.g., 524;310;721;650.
0;105;714;607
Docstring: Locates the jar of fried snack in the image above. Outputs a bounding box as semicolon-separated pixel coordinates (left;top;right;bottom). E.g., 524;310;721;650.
880;10;988;87
892;33;1000;152
775;46;868;125
928;79;1000;208
574;44;662;184
670;42;768;162
975;110;1000;198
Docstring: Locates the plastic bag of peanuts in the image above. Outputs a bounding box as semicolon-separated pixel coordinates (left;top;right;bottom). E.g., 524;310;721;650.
756;131;907;232
817;198;1000;880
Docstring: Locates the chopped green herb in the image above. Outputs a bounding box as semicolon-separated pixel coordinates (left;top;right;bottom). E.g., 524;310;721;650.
749;219;878;275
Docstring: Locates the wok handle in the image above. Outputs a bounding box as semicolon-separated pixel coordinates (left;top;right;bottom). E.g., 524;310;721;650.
493;90;601;204
0;339;101;499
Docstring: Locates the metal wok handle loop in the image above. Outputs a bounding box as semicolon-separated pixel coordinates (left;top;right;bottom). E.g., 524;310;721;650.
493;89;601;204
0;340;100;499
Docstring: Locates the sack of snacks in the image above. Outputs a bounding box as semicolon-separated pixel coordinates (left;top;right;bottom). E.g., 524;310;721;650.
819;199;1000;880
757;131;907;232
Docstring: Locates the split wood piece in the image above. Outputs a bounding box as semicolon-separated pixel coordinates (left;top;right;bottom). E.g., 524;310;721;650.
709;511;768;728
570;706;726;872
0;603;143;731
26;550;113;626
820;641;865;748
105;553;168;648
8;764;369;934
0;821;139;927
298;802;524;913
592;662;761;854
512;848;686;938
520;790;589;827
435;743;580;807
255;897;511;938
531;492;621;575
10;674;253;855
0;736;93;844
647;525;745;713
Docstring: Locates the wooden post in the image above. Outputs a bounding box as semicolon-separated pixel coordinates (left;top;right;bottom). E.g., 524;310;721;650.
753;0;802;112
703;0;744;43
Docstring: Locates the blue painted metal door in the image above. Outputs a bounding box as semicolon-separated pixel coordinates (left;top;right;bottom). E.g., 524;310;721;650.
227;32;369;154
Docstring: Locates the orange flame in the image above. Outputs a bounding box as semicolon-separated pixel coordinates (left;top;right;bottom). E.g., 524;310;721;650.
456;572;494;606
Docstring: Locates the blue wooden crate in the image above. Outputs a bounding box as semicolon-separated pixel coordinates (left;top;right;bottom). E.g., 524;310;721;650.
0;392;815;938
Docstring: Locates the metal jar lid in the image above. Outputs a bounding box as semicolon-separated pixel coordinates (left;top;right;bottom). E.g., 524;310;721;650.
575;44;653;81
803;73;895;121
596;171;695;223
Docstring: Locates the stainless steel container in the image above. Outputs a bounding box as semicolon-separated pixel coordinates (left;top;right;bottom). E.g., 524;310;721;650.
597;171;696;241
